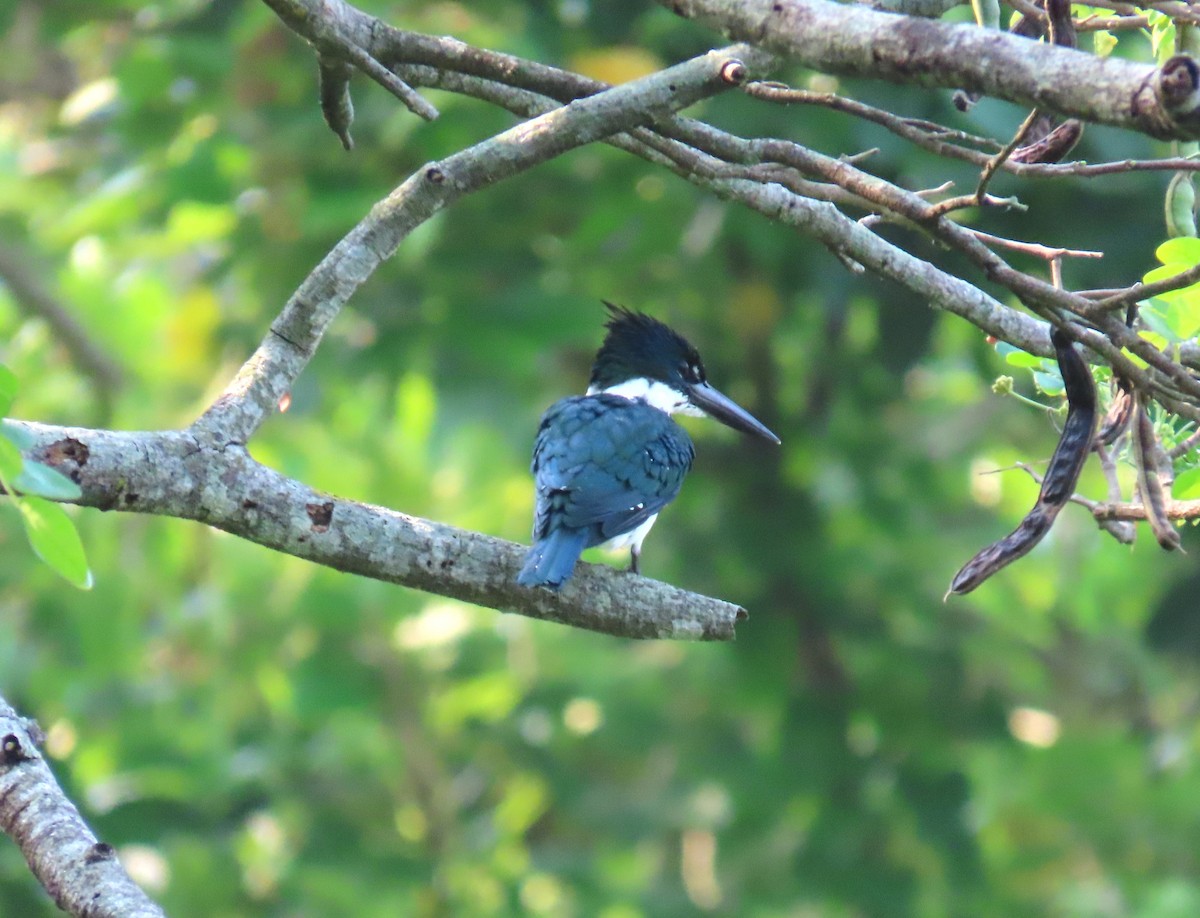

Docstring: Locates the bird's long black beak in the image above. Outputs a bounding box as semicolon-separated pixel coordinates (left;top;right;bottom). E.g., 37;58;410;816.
687;381;781;444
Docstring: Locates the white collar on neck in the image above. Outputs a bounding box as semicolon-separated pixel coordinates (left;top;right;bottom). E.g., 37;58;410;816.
586;377;703;417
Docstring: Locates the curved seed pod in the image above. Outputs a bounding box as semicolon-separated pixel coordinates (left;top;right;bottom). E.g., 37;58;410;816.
318;57;355;152
1165;171;1198;238
1010;0;1084;164
1038;328;1096;502
1010;120;1083;165
1044;0;1076;49
947;327;1096;596
947;510;1053;596
1095;374;1133;448
1133;395;1182;550
1009;12;1042;40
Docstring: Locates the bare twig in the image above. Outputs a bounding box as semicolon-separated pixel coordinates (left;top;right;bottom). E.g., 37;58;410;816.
743;81;1003;149
1090;261;1200;313
0;242;124;404
745;81;1200;178
1074;13;1149;31
263;0;438;123
1091;500;1200;522
1169;426;1200;459
1094;444;1138;542
933;193;1027;215
972;108;1044;206
972;231;1104;262
338;38;439;121
196;42;762;444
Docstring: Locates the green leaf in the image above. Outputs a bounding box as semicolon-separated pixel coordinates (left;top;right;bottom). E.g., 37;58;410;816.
1142;261;1190;286
1148;11;1178;66
1004;350;1044;369
12;460;82;500
1033;370;1065;397
1174;466;1200;499
1139;329;1170;352
17;496;93;589
1155;237;1200;265
1140;294;1200;341
1092;29;1117;58
0;430;22;481
1164;300;1200;340
0;364;16;416
995;341;1044;368
0;420;35;450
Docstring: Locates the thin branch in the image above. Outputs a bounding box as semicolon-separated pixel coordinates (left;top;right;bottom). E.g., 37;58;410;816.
1074;13;1149;31
0;695;166;918
0;242;124;403
1016;156;1200;177
196;41;765;444
972;230;1105;261
973;107;1044;205
1090;260;1200;313
1091;500;1200;521
368;24;1200;409
336;36;439;121
1170;426;1200;459
931;192;1026;214
743;81;1003;150
1093;444;1138;543
744;82;1200;178
264;0;438;123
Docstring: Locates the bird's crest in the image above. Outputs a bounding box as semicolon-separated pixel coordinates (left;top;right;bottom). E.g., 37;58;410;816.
590;301;706;392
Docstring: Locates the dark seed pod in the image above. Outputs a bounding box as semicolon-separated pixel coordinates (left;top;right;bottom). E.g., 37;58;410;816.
1037;328;1095;503
1095;375;1133;448
1044;0;1077;50
1007;0;1082;164
947;327;1096;596
319;58;355;152
1011;120;1083;165
1133;395;1181;551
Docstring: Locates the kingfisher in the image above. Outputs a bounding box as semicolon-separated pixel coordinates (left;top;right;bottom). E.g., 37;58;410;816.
517;302;780;590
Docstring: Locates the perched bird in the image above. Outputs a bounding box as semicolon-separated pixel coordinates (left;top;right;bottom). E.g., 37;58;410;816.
517;302;780;590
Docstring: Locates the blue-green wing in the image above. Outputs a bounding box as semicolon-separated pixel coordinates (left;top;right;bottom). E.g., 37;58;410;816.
531;395;694;548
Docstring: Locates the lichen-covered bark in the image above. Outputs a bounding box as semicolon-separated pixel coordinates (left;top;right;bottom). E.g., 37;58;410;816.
12;422;747;642
658;0;1200;139
0;699;165;918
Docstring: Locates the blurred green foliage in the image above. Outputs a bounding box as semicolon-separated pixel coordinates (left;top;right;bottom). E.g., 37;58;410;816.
2;1;1200;916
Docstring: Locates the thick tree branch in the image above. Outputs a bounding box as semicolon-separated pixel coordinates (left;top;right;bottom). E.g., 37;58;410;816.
658;0;1200;139
0;696;165;918
7;421;746;641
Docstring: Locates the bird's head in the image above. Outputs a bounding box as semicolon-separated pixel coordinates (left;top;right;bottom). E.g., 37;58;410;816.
586;302;780;444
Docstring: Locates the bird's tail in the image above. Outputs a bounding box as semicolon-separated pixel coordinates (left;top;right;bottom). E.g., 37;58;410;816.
517;529;589;590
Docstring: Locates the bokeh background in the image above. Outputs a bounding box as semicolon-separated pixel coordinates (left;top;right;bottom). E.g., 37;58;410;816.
3;1;1200;915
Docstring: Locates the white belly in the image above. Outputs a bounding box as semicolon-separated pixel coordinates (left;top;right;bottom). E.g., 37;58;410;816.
601;514;659;552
